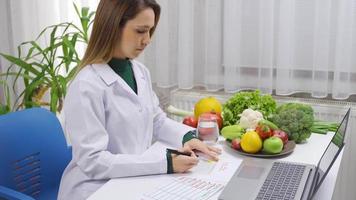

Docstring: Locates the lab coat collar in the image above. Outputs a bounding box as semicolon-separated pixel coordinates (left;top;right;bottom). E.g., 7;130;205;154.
91;63;118;86
91;61;146;98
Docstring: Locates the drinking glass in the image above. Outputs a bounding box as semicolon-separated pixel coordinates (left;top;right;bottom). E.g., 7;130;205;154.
196;115;219;145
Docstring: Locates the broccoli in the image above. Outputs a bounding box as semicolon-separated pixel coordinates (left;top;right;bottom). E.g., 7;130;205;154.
271;103;314;143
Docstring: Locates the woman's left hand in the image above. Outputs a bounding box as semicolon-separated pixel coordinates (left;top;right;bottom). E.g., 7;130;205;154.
183;138;222;161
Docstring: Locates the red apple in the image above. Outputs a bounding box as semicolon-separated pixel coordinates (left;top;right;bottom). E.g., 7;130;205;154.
231;138;241;150
182;116;198;128
199;112;223;130
273;130;289;145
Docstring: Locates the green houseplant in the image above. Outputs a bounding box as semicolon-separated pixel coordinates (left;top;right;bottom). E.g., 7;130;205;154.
0;79;11;115
0;3;95;114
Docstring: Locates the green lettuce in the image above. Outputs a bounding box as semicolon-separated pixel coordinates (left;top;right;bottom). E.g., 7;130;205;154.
222;90;277;126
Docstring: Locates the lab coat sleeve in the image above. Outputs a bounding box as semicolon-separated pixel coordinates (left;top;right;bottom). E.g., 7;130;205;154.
151;92;194;148
65;80;167;180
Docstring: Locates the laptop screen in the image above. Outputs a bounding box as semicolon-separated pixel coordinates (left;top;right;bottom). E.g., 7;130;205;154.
313;108;350;192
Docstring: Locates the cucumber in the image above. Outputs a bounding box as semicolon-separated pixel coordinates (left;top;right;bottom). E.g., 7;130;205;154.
221;125;245;140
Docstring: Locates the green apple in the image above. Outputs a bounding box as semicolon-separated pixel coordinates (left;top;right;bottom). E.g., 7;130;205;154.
263;136;283;154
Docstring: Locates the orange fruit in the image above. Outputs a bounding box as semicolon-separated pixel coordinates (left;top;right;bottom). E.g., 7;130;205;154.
240;131;263;153
194;96;222;118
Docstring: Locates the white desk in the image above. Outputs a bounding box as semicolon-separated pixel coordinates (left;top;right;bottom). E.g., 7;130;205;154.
88;133;342;200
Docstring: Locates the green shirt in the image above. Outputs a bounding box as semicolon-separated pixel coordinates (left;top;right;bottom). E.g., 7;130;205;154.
108;58;137;94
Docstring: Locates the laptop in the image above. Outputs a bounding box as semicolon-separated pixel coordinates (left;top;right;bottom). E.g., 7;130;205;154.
219;108;351;200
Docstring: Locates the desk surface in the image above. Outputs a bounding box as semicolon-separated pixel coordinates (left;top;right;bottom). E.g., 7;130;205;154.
88;132;342;200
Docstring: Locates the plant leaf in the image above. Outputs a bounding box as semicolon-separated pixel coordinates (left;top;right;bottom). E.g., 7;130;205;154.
0;79;12;113
57;75;67;96
82;7;89;17
0;53;41;76
63;34;79;62
25;46;36;60
88;11;95;20
73;3;81;18
50;25;58;47
0;104;10;115
50;81;59;113
66;65;78;83
62;35;69;69
29;41;51;64
23;76;45;109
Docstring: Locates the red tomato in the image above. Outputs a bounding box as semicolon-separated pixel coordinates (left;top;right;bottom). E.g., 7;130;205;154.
255;124;273;140
182;116;198;128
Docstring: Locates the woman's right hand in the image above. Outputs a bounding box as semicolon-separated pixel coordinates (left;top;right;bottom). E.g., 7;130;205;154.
172;152;199;173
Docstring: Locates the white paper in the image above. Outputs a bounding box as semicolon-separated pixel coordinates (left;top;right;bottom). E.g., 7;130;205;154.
141;142;243;200
142;177;224;200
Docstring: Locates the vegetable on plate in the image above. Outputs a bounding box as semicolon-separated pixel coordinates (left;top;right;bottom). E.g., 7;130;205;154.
271;103;314;143
222;90;277;126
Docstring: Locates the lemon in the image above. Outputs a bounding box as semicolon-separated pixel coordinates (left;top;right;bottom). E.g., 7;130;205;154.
241;131;262;153
194;96;222;118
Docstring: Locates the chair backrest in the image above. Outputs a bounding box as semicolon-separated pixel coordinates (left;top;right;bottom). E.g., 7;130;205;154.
0;108;71;199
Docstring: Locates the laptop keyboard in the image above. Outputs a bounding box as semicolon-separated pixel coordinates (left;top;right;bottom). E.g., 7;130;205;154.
256;162;306;200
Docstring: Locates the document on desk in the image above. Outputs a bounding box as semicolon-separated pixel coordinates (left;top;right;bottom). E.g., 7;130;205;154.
192;156;242;183
141;176;224;200
141;142;242;200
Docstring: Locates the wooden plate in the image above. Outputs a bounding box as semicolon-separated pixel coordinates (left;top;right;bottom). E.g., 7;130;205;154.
230;140;296;158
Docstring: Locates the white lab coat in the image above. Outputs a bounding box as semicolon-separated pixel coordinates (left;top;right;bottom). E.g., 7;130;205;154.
57;60;193;200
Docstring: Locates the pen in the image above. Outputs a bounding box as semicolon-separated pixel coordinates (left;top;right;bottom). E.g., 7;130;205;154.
166;148;192;156
166;149;215;162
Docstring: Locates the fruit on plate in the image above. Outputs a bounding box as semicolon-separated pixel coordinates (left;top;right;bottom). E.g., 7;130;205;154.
231;138;242;150
273;129;289;145
255;124;273;140
240;131;262;154
221;124;244;140
263;136;283;154
182;116;198;128
194;97;222;119
199;112;223;130
255;119;279;140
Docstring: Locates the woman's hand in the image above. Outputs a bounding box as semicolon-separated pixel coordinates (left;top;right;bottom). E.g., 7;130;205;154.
172;151;199;173
183;138;222;161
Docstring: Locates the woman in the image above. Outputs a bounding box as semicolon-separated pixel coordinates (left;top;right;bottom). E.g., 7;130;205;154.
57;0;221;199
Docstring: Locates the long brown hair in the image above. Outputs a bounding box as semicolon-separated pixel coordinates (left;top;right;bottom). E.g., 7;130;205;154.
79;0;161;69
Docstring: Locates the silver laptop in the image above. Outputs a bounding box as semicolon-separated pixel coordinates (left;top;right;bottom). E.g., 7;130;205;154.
219;108;350;200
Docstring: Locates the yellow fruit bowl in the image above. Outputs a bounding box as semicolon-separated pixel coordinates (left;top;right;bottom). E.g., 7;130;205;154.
228;140;296;158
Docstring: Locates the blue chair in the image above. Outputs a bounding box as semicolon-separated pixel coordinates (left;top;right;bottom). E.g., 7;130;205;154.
0;108;71;200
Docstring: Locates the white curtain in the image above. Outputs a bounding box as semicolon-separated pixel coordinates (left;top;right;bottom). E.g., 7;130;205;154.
2;0;356;101
140;0;356;100
0;0;99;50
0;0;99;103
